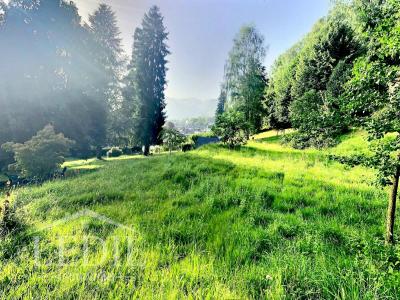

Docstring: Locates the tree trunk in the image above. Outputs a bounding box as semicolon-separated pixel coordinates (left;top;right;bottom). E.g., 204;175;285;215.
96;146;103;160
386;158;400;245
143;144;150;156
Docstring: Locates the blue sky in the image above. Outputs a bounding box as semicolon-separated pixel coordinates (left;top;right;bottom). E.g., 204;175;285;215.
75;0;331;100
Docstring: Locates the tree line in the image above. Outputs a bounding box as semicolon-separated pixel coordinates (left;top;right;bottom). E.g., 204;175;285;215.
0;0;169;170
215;0;399;243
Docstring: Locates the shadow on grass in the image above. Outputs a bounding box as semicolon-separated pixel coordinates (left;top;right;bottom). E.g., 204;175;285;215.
200;143;329;166
2;149;395;299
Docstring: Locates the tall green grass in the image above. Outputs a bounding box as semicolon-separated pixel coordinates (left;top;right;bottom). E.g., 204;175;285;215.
0;131;399;299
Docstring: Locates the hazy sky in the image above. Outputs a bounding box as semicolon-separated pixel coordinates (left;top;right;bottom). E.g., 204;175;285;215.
71;1;331;100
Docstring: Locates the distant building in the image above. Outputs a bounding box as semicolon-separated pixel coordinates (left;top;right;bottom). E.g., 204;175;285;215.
194;136;220;148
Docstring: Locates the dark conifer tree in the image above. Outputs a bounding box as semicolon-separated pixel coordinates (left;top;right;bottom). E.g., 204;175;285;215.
215;86;227;117
88;4;124;156
125;6;170;155
88;4;123;108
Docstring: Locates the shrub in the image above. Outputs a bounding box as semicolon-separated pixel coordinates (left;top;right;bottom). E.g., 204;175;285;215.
1;125;74;180
161;128;186;154
131;146;142;154
0;198;20;236
212;111;250;148
287;90;346;148
107;147;123;158
281;132;337;149
182;143;193;152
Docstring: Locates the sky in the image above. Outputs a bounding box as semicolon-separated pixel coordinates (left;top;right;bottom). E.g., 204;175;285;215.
72;0;331;100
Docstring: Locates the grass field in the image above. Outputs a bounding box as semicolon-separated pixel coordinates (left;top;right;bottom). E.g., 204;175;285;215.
1;131;400;299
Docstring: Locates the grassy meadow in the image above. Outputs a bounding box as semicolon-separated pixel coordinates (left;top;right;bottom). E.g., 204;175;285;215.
1;131;400;299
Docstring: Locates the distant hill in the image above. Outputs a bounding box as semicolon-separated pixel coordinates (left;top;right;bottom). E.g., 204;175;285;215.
166;98;217;120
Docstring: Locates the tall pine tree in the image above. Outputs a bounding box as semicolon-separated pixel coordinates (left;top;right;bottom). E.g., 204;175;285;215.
215;86;227;117
88;4;123;109
88;4;124;153
125;6;169;155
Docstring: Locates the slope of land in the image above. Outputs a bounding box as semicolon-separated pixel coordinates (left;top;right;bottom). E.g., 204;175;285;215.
1;131;399;299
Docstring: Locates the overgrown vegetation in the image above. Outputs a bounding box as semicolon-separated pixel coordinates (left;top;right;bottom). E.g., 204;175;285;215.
0;1;169;167
2;125;74;180
264;0;399;150
212;111;250;148
1;132;399;298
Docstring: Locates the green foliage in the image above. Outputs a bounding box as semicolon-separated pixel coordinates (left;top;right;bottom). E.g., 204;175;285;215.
0;0;109;158
212;111;250;148
345;0;400;120
88;4;124;147
264;42;301;129
161;128;186;153
190;132;215;143
106;147;123;158
340;0;400;186
1;125;74;179
215;87;226;117
220;25;268;133
289;90;347;149
266;3;360;147
124;6;170;154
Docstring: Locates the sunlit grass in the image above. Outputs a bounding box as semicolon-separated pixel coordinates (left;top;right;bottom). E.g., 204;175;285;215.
1;130;399;299
63;155;143;171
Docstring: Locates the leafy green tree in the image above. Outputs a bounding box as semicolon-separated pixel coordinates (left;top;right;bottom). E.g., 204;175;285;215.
342;0;400;244
2;125;74;179
280;5;360;147
125;6;170;155
161;127;186;154
264;42;302;129
222;25;268;133
212;111;250;148
289;90;345;148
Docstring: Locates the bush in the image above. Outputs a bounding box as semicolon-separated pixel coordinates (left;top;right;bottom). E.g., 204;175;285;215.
0;198;20;236
131;146;142;154
1;125;74;180
281;132;337;149
161;128;186;154
107;147;123;158
182;143;193;152
286;90;346;149
212;111;250;148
